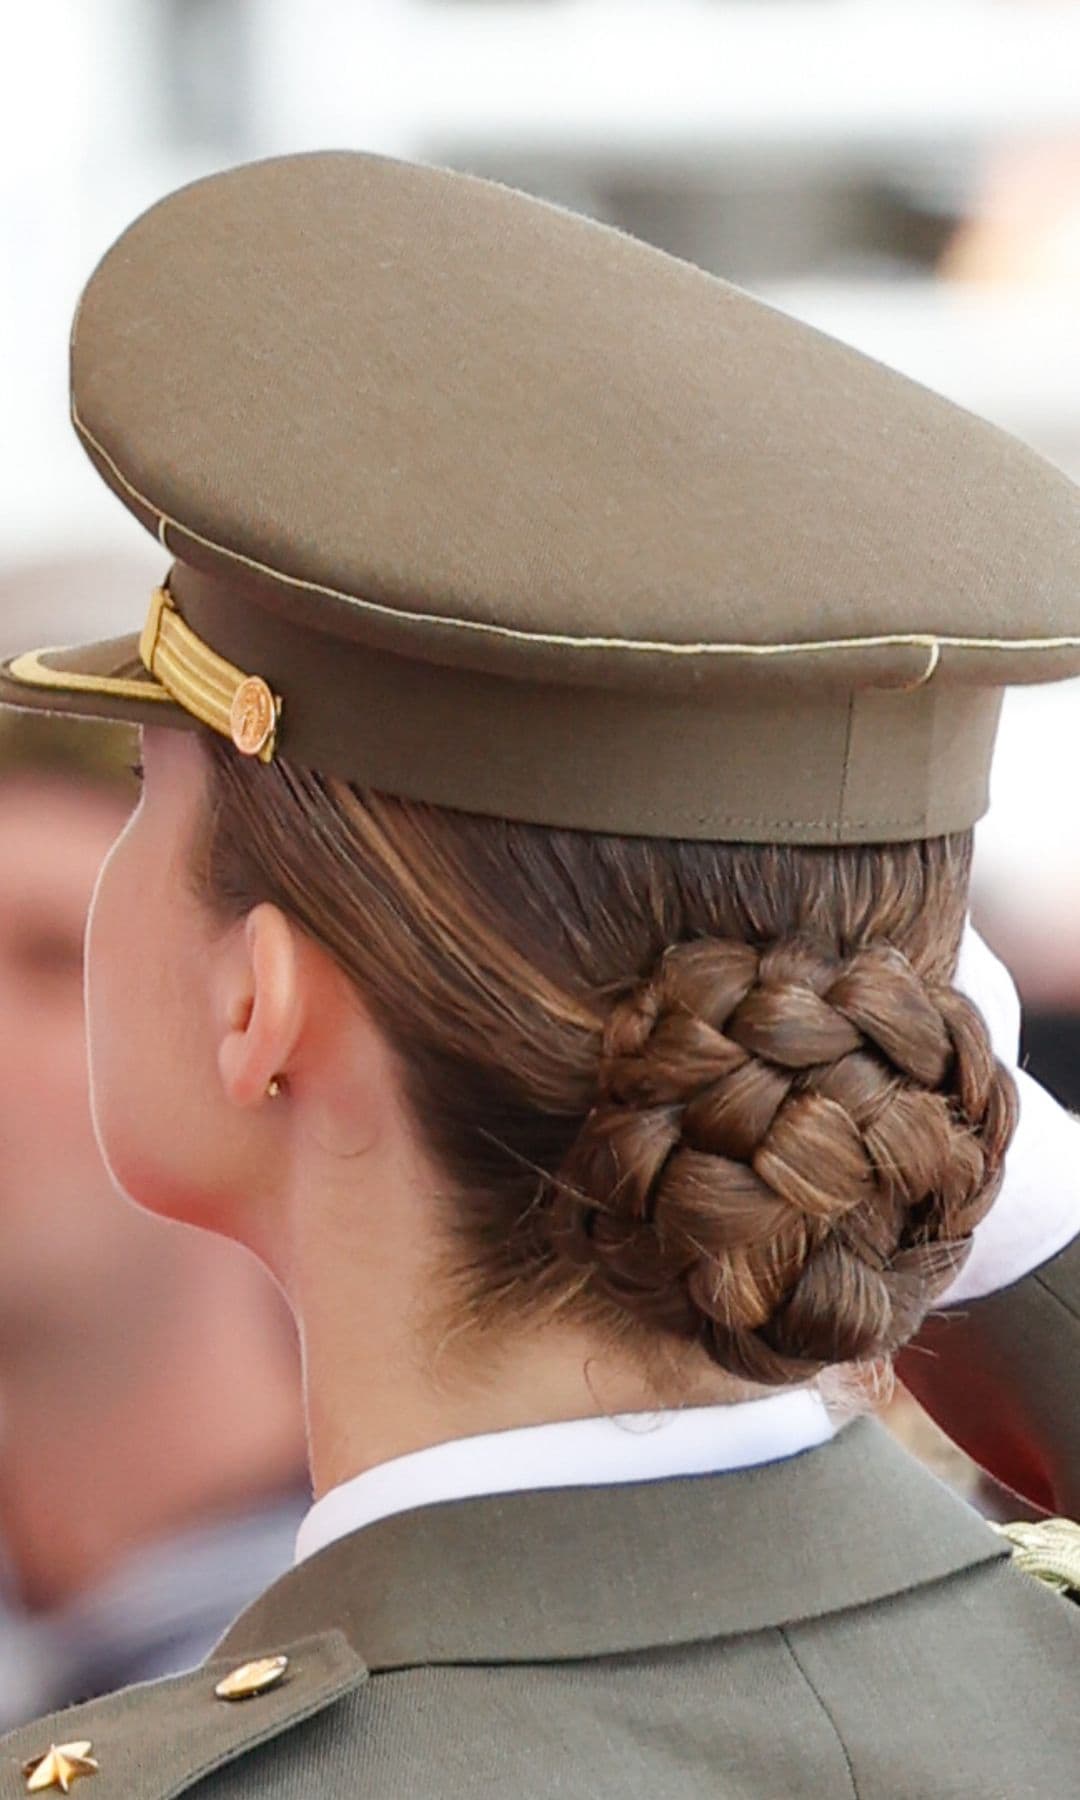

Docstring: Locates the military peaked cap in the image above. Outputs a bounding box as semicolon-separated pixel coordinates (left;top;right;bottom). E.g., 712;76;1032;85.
3;150;1080;841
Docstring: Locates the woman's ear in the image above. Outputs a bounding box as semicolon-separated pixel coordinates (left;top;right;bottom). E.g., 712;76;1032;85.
217;903;303;1108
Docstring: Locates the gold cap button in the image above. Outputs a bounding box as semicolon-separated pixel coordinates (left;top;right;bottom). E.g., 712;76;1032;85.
229;676;279;759
23;1743;98;1793
214;1654;290;1701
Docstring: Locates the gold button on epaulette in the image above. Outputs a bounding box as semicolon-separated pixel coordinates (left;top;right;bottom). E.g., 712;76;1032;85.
214;1653;290;1701
993;1517;1080;1599
23;1742;98;1793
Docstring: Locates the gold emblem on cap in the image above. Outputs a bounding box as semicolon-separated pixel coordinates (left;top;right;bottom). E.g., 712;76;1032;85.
214;1654;290;1701
23;1743;99;1793
229;676;279;759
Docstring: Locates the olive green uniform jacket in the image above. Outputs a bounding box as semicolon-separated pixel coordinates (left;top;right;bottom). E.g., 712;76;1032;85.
2;1242;1077;1800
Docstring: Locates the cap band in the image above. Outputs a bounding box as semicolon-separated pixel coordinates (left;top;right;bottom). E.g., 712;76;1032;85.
0;560;1007;841
139;585;280;761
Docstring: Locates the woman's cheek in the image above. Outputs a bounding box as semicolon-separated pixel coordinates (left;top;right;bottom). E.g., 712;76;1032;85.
85;827;153;1186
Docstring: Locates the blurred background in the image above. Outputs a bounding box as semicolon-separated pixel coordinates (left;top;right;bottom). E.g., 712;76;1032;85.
2;0;1080;1719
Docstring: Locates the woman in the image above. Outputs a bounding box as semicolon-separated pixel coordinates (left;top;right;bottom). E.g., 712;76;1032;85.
1;151;1078;1798
0;560;305;1729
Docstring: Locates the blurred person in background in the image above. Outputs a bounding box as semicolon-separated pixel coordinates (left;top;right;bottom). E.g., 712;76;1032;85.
942;135;1080;1113
0;560;307;1730
942;133;1080;290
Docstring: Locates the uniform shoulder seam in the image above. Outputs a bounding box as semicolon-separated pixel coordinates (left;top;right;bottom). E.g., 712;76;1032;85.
777;1626;861;1800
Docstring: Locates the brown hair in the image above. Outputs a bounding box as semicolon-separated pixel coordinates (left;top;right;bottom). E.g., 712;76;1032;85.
196;739;1016;1388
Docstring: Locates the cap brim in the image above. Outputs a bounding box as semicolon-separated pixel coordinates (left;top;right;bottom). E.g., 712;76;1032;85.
0;634;192;734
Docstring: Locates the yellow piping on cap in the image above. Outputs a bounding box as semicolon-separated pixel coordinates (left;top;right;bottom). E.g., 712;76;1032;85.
72;405;1080;665
6;647;173;704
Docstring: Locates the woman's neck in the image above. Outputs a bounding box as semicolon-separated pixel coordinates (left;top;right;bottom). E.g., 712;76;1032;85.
291;1195;760;1501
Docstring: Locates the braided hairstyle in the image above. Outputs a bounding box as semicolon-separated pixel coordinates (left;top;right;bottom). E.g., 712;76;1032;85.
555;938;1013;1384
197;742;1017;1388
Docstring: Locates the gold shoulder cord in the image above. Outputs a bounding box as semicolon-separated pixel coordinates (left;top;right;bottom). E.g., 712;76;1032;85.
992;1518;1080;1600
140;585;281;762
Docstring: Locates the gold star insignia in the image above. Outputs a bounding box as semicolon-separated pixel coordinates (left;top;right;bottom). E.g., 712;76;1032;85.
22;1743;99;1793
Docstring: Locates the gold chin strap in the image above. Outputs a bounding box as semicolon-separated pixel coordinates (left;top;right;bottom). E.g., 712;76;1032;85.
139;585;281;762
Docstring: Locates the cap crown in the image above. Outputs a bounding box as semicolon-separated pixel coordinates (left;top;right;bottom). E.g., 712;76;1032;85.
71;151;1080;694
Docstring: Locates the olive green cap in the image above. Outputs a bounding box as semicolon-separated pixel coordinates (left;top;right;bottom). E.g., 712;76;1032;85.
2;150;1080;842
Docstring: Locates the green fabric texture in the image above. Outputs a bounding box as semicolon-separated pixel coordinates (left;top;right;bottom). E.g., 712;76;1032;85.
2;1422;1076;1798
216;1421;1003;1668
0;1633;364;1800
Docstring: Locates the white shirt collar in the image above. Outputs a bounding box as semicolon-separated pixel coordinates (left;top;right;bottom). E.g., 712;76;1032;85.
295;1388;834;1565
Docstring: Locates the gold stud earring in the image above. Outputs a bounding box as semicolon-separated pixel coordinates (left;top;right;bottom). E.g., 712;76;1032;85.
266;1076;283;1099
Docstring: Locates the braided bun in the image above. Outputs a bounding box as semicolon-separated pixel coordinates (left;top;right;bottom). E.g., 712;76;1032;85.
553;938;1016;1384
200;750;1013;1389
